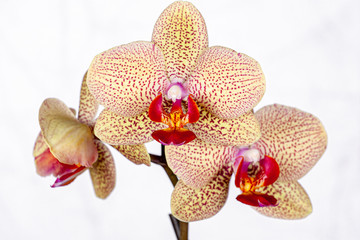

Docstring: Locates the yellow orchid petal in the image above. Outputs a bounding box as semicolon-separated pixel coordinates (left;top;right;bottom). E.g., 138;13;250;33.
188;46;265;119
94;109;166;145
39;98;98;167
69;108;76;116
112;144;151;166
78;71;99;126
87;41;169;117
152;1;208;80
165;139;235;189
33;132;64;177
171;165;232;222
33;131;49;161
90;140;116;199
254;181;312;219
254;104;327;181
34;132;90;182
187;104;261;146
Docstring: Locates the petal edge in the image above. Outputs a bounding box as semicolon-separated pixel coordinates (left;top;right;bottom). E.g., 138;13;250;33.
254;104;327;181
152;1;208;80
254;181;313;219
39;98;98;167
171;165;232;222
188;47;265;119
87;41;169;117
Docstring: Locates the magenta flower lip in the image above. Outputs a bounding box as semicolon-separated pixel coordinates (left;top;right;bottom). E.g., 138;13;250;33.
234;154;280;207
169;104;327;221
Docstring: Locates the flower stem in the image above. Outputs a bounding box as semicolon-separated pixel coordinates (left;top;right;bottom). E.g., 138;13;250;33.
169;214;189;240
150;145;189;240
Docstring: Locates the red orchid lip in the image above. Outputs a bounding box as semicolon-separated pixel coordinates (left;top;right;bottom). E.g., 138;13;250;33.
235;154;280;207
152;128;196;146
148;94;199;145
236;192;278;207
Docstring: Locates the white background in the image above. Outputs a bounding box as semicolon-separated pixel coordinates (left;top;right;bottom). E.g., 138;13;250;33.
1;0;359;239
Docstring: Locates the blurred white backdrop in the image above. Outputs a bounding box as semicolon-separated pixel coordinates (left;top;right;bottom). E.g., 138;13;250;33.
0;0;359;239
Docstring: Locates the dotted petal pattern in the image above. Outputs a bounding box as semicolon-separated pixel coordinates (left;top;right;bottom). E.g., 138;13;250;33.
165;139;236;189
171;164;232;222
78;71;99;126
87;41;169;117
254;181;312;219
253;104;327;181
187;104;261;146
94;109;166;145
111;144;151;166
152;1;208;80
90;140;116;199
39;98;98;167
188;46;265;119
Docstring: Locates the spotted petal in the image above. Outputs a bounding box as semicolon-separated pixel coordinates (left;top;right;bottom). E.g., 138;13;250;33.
188;46;265;119
39;98;98;167
152;1;208;80
94;109;166;145
171;165;232;222
78;71;99;126
87;41;169;117
90;140;116;199
112;144;151;166
253;104;327;181
254;181;312;219
187;104;261;146
165;139;235;189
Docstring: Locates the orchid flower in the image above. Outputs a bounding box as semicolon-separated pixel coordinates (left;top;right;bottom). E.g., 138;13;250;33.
33;73;151;198
86;1;265;146
167;104;327;221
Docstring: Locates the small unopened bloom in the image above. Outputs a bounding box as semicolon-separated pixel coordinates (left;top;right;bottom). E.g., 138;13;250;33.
33;74;151;198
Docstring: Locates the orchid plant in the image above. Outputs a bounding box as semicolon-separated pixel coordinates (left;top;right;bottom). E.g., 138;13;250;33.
33;1;327;239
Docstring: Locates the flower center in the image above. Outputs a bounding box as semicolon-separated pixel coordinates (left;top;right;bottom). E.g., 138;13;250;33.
243;148;261;162
247;161;261;178
165;80;189;102
167;85;183;102
148;82;199;146
234;148;280;207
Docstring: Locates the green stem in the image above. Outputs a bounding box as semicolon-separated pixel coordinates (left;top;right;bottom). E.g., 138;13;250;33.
150;145;189;240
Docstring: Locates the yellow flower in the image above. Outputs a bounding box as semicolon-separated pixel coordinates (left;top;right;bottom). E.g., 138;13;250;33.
87;1;265;146
168;104;327;221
